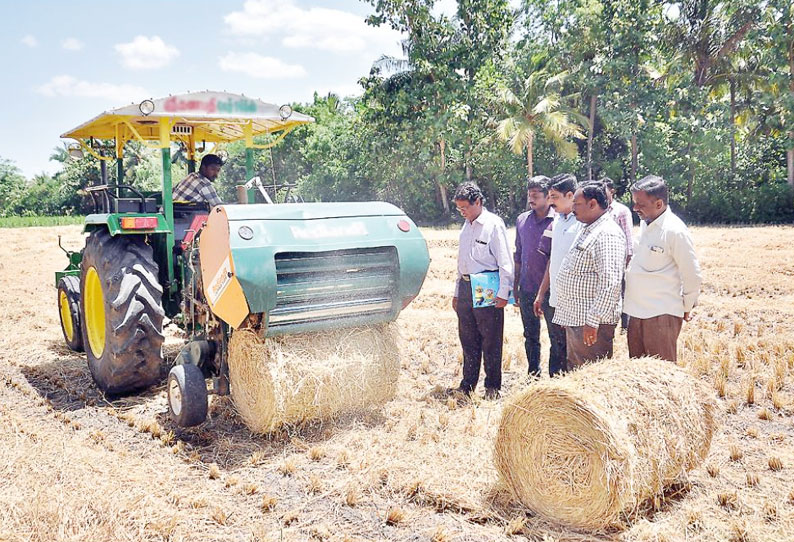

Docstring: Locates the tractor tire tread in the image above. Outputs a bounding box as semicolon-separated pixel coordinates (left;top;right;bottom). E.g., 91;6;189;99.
81;230;164;395
58;276;84;352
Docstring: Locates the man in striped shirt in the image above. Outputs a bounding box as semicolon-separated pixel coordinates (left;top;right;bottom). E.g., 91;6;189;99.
553;182;626;368
603;177;633;329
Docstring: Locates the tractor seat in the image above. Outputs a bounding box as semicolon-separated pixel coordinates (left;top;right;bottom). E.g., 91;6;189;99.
173;201;210;216
115;198;158;214
172;202;210;246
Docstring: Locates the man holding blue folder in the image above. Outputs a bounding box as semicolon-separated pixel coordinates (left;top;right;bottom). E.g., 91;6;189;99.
450;182;514;400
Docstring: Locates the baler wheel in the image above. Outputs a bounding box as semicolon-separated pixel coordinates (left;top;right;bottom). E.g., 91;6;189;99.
80;230;164;394
167;363;209;427
57;276;83;352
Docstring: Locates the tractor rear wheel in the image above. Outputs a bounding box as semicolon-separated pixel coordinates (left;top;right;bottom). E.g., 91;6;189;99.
57;276;83;352
80;230;165;395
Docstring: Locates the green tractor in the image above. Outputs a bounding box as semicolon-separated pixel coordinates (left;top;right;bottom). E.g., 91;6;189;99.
56;91;430;427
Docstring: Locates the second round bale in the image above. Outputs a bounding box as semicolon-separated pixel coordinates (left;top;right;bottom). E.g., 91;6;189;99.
494;356;717;530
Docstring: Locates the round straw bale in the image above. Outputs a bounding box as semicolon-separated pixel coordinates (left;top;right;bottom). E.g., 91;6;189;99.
228;324;400;433
494;357;717;530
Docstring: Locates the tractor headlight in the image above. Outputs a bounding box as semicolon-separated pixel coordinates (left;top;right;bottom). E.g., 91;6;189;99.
67;144;84;160
139;99;155;116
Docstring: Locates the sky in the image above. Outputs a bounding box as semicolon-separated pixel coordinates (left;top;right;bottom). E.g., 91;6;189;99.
1;0;439;178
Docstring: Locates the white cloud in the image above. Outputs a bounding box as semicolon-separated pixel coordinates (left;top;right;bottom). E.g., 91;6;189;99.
218;52;307;79
21;35;37;47
36;75;148;103
224;0;402;55
115;35;180;70
61;38;84;51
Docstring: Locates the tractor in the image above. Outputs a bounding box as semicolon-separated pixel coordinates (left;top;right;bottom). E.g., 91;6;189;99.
55;91;430;427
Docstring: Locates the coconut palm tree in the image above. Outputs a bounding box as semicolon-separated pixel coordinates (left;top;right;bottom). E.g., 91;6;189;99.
709;49;766;177
662;1;759;201
495;68;588;178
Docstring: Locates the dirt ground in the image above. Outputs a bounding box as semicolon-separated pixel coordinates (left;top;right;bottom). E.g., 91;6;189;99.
1;224;793;542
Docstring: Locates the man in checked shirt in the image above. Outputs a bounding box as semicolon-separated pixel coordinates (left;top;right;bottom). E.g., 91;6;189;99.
450;182;514;400
553;182;626;368
172;154;224;207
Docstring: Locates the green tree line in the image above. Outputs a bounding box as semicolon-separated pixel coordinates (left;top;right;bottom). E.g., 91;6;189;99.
2;0;792;224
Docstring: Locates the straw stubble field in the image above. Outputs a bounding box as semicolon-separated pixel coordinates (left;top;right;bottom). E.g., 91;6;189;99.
0;224;793;541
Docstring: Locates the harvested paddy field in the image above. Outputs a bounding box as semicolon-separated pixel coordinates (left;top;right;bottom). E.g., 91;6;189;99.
1;224;793;541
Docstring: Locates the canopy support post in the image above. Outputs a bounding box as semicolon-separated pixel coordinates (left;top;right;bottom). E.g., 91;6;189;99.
244;123;256;204
159;117;176;295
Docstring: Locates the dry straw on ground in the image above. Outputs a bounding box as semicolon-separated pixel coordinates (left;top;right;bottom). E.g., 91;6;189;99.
4;225;794;541
228;324;400;433
494;356;717;530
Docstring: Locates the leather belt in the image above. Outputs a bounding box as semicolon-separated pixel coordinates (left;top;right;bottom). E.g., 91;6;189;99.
461;271;498;282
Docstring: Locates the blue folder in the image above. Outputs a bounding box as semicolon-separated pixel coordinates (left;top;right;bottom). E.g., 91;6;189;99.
470;271;515;308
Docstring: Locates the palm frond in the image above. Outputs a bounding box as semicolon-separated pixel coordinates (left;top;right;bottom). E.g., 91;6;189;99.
496;118;517;141
544;70;569;91
508;129;530;156
542;111;586;140
533;95;561;115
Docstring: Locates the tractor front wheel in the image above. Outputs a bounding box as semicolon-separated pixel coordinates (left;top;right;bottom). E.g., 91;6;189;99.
80;230;165;395
57;276;83;352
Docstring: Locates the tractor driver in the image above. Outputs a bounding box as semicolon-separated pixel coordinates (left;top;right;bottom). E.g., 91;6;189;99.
172;154;224;207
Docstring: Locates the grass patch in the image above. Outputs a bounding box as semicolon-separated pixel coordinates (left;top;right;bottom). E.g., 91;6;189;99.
0;216;84;228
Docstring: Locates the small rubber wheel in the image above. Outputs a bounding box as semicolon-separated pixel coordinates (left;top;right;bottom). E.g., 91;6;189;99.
167;364;208;427
58;276;83;352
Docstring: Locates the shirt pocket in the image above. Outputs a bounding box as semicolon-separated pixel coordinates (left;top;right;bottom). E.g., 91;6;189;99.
638;243;669;272
568;245;592;275
471;237;491;261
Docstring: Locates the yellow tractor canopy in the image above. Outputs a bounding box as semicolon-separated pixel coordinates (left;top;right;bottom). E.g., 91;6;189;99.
61;90;315;152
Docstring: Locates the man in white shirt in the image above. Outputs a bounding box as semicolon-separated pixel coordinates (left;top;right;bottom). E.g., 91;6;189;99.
451;182;514;399
624;175;702;362
533;174;579;374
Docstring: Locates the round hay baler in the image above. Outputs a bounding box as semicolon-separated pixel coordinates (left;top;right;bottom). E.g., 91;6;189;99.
55;91;429;430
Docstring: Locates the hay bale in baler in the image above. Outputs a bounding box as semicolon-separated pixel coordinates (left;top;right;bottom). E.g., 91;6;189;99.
494;357;717;530
228;324;400;433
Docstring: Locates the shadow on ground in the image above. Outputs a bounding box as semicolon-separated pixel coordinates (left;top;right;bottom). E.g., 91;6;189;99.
22;342;390;470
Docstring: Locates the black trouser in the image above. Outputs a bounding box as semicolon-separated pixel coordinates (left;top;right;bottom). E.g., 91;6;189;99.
546;305;568;376
456;279;504;392
518;288;567;377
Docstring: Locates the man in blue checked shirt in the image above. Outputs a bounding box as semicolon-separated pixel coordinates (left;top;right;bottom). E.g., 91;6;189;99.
450;182;513;400
172;154;224;207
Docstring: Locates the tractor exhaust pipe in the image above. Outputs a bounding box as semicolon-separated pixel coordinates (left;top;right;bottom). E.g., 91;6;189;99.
236;185;248;204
